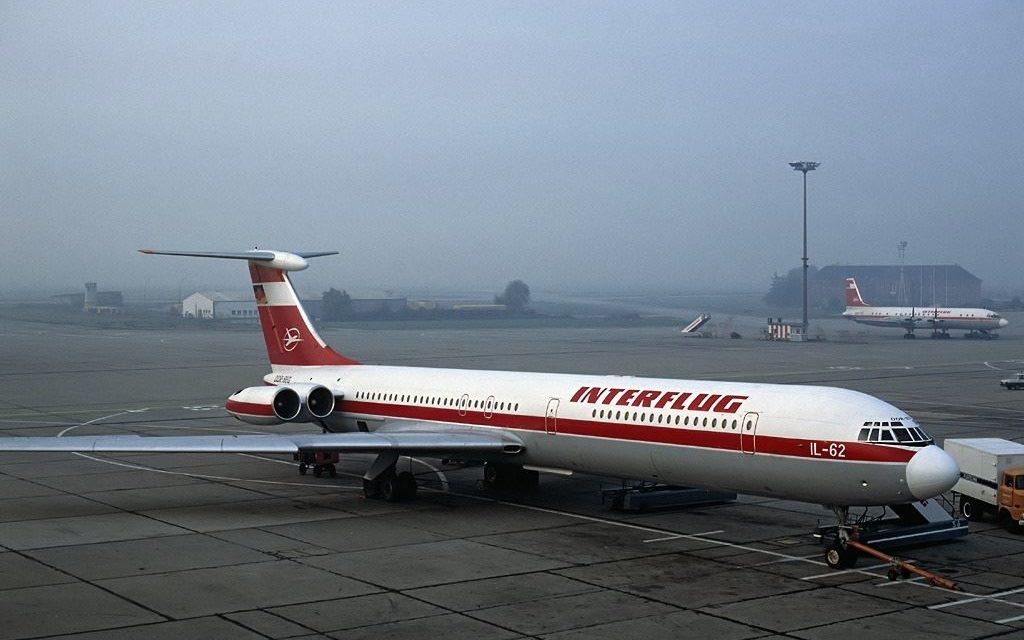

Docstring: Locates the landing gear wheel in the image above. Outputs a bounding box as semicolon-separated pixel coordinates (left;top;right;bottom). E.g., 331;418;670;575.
825;542;857;569
483;462;500;485
520;469;540;489
396;471;417;500
484;463;538;490
379;472;400;502
298;463;308;476
363;478;380;499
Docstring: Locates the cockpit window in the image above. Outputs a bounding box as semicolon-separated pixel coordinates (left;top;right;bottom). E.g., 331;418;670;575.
858;422;933;446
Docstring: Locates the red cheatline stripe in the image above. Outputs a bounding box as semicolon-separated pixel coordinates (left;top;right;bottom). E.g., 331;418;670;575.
340;400;915;463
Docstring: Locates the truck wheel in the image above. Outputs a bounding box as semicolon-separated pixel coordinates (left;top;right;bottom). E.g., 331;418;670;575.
960;497;981;521
999;510;1021;534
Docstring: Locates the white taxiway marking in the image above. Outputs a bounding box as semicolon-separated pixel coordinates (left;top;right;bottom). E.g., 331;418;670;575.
644;530;723;543
929;586;1024;610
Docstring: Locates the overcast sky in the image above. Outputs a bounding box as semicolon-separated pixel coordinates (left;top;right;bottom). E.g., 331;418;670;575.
2;1;1021;298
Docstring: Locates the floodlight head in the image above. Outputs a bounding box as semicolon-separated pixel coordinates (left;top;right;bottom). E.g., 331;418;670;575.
789;161;820;173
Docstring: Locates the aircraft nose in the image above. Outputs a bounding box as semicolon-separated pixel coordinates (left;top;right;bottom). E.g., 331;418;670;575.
999;318;1009;327
906;445;960;500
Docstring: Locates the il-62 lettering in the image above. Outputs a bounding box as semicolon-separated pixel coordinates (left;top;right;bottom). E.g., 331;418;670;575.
810;442;847;458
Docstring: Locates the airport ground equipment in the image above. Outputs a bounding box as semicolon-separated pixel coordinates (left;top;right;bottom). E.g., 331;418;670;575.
946;438;1024;531
1000;372;1024;390
680;313;711;336
604;482;736;512
844;538;959;589
293;450;339;477
815;499;968;568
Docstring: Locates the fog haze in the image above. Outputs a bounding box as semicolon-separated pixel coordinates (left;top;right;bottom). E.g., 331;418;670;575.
2;2;1021;298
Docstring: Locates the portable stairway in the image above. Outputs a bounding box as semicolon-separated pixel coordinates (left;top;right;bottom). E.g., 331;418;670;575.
681;313;711;335
815;497;968;551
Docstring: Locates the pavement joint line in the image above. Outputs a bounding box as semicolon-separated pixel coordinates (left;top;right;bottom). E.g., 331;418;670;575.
451;489;840;568
802;562;891;581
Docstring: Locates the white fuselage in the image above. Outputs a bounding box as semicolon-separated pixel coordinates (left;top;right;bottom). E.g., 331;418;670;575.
843;305;1006;331
267;363;943;506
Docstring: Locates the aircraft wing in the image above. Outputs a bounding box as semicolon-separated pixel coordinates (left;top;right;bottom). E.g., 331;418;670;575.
0;421;523;456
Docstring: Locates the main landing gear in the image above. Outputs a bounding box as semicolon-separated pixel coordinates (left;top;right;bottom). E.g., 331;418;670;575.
361;452;418;502
483;462;539;490
823;506;858;568
295;451;339;478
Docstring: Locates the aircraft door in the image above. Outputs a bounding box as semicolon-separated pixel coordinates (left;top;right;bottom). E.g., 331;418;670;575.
740;412;759;454
545;398;559;434
484;395;495;419
458;394;469;417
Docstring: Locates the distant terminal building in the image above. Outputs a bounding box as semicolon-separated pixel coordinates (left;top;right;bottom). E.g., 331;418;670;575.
180;292;406;319
815;265;981;309
53;282;123;313
181;292;258;319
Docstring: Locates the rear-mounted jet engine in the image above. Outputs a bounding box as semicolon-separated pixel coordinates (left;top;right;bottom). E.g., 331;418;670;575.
225;383;335;425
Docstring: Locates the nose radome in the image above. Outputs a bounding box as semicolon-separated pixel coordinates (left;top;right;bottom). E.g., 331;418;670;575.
906;445;960;500
1000;318;1009;327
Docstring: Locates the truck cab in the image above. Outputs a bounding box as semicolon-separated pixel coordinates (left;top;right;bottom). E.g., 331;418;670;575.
998;469;1024;531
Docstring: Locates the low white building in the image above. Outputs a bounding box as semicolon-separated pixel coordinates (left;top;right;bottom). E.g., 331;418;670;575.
181;292;256;319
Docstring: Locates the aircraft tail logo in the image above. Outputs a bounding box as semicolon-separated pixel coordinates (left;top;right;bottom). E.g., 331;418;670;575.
845;277;869;308
281;327;303;352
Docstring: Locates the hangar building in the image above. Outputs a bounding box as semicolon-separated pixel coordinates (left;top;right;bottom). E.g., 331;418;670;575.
815;265;981;310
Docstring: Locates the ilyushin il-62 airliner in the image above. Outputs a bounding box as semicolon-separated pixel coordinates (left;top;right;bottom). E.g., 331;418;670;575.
0;250;960;567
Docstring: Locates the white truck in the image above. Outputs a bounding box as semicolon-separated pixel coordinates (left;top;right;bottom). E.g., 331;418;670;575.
945;438;1024;531
1000;372;1024;390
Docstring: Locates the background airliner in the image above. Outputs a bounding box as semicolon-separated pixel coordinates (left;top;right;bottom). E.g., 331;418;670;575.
843;277;1008;339
0;250;960;566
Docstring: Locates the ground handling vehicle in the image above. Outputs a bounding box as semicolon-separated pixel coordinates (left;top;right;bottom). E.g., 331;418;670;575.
945;438;1024;531
1000;371;1024;390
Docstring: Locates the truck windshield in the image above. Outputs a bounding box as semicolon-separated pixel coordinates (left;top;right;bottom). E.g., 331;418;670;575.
1016;476;1024;490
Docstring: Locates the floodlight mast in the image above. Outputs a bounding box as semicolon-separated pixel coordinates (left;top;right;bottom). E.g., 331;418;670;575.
789;161;820;335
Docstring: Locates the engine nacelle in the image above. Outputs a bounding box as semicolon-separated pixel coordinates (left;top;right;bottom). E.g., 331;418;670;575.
226;384;335;425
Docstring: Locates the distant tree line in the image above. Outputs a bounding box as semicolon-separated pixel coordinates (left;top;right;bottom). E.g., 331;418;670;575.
320;280;532;322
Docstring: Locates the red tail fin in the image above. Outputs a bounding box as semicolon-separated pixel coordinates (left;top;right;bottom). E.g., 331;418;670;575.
249;263;358;367
140;249;358;367
845;278;869;307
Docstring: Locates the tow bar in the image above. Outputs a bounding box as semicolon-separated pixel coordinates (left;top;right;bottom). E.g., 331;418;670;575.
845;539;960;590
